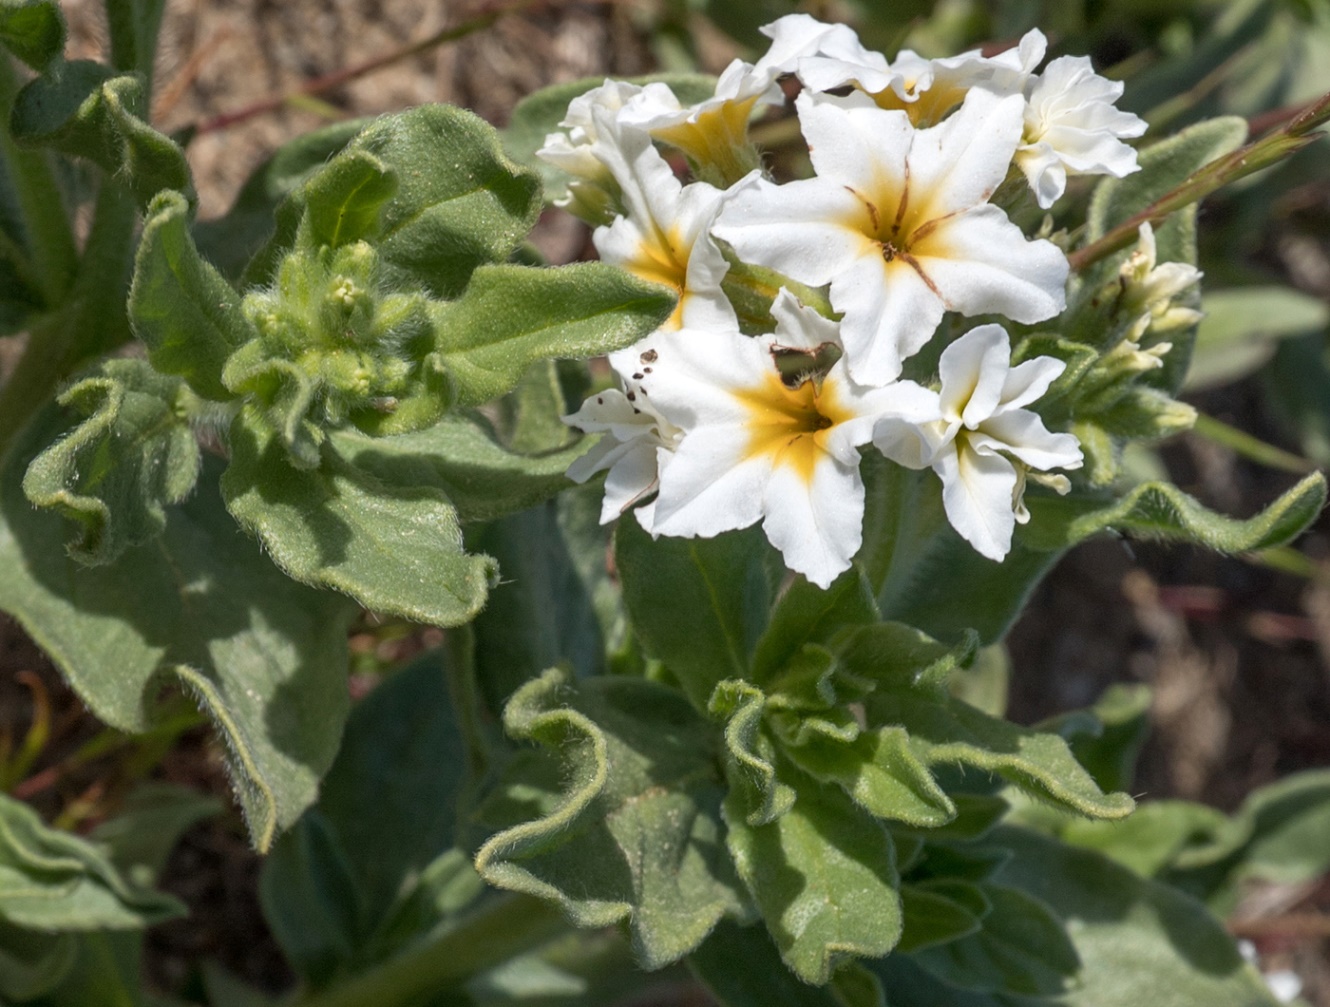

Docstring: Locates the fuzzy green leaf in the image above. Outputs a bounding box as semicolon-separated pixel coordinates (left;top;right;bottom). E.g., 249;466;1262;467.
617;520;777;710
471;502;607;714
991;826;1280;1007
897;884;985;954
475;670;745;969
434;262;675;408
104;0;165;84
502;73;719;202
861;689;1134;822
89;782;221;883
223;407;498;627
246;104;540;296
723;766;902;984
193;118;369;281
304;149;398;249
10;62;192;208
331;413;589;524
0;416;355;851
751;568;879;683
784;726;957;829
131;190;257;401
0;792;181;932
688;920;848;1007
21;359;201;565
861;459;1326;646
913;883;1080;997
709;679;795;828
261;649;478;985
0;0;64;70
0;921;75;1002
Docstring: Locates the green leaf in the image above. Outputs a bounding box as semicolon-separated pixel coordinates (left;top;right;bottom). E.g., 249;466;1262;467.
475;670;745;969
261;649;477;984
0;920;75;1002
0;0;64;70
131;190;257;401
1268;333;1330;467
723;765;902;984
861;458;1327;646
11;62;192;209
502;73;719;201
330;413;589;524
304;149;398;249
990;825;1280;1007
22;359;201;565
751;568;879;683
27;932;144;1007
246;104;540;297
709;679;795;828
896;883;983;953
1042;684;1152;796
1059;800;1231;879
193;118;369;281
1024;475;1327;555
89;782;220;884
1184;286;1330;392
471;502;607;714
913;883;1079;997
434;263;675;408
0;792;182;932
104;0;166;85
223;407;498;627
1085;116;1248;393
617;520;777;709
783;725;957;829
689;920;847;1007
0;415;355;851
861;689;1134;822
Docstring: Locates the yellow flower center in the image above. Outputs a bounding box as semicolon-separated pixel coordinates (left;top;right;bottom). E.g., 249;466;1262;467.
735;369;855;484
623;223;689;329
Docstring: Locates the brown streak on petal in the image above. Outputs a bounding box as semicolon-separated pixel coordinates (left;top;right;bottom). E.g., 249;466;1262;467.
900;251;942;299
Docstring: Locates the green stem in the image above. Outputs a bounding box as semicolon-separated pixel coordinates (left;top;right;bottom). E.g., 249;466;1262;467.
289;895;568;1007
1190;412;1318;474
0;181;138;462
0;54;78;303
1069;89;1330;272
444;624;493;780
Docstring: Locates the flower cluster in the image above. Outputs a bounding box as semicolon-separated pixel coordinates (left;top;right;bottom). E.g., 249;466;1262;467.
549;17;1150;587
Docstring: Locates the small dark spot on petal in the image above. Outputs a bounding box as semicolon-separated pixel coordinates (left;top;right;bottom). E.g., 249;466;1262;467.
597;396;604;404
641;349;658;363
644;366;653;373
627;391;636;401
633;372;644;380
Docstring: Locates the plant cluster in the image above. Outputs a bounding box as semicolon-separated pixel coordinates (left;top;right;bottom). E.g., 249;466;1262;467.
0;1;1328;1005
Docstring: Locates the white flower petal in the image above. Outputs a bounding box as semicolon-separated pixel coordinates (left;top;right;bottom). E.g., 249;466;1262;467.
936;441;1018;561
600;440;661;522
830;255;944;385
997;355;1066;412
769;288;842;350
651;427;769;538
906;89;1026;220
795;92;913;201
913;205;1068;323
972;410;1083;471
937;324;1011;427
761;458;864;589
713;176;871;287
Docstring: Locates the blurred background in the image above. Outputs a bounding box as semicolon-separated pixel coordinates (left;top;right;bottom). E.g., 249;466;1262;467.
4;0;1330;1001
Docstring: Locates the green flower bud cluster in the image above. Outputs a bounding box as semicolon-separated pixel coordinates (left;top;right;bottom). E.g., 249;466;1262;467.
221;239;449;468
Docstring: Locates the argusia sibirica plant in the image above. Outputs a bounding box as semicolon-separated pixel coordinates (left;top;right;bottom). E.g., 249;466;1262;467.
1;3;1329;1006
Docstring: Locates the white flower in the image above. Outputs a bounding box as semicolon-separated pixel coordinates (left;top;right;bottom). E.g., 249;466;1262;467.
713;88;1068;385
873;324;1082;561
618;61;782;179
1119;222;1203;336
1016;56;1147;207
638;292;929;588
563;345;683;528
753;14;868;78
592;126;739;333
536;79;645;220
786;26;1046;127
